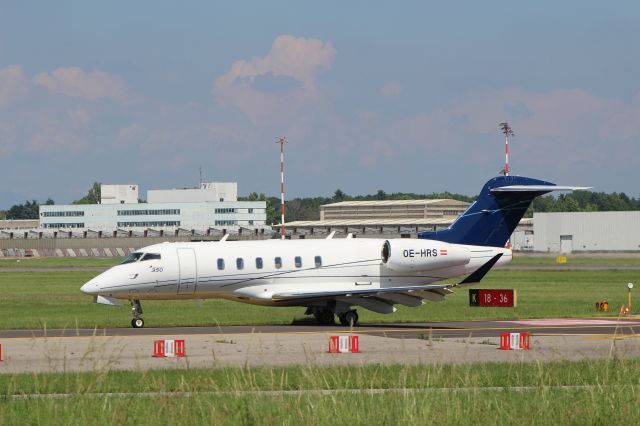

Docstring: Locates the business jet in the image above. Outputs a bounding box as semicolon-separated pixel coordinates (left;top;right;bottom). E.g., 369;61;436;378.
81;175;586;328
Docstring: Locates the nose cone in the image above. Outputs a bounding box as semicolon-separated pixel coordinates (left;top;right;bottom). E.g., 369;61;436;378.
80;277;100;295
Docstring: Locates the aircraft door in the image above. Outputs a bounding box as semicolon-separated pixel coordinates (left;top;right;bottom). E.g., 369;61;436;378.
177;248;197;294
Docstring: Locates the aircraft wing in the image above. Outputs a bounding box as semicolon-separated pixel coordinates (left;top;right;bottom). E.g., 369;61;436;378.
271;283;452;302
272;284;455;313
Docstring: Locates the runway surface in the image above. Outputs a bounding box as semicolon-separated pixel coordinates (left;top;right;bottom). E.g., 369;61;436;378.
3;318;640;340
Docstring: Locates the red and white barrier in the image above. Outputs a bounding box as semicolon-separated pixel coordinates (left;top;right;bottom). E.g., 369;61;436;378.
328;335;359;353
153;339;186;357
499;332;530;350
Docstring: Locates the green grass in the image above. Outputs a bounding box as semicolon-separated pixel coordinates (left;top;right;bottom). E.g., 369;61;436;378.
0;269;636;329
510;255;640;266
2;360;640;424
0;257;121;268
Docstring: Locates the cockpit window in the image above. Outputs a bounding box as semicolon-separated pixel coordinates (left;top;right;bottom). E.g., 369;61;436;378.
142;253;161;261
120;252;144;264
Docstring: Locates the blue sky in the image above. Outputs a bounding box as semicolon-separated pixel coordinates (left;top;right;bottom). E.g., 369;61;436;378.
1;1;639;208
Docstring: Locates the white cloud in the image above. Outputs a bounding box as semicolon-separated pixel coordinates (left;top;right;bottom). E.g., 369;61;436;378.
33;67;130;102
319;86;640;178
0;65;28;108
213;35;336;123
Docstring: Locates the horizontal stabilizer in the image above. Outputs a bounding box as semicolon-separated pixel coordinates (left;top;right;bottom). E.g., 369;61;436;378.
491;185;591;192
458;253;503;285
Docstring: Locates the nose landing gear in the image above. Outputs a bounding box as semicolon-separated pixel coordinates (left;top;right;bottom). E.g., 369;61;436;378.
130;299;144;328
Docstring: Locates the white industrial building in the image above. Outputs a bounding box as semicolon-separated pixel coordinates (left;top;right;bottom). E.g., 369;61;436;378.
533;211;640;253
38;182;267;234
100;185;139;204
148;182;237;203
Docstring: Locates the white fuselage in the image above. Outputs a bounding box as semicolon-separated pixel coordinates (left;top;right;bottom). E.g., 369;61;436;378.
81;238;511;308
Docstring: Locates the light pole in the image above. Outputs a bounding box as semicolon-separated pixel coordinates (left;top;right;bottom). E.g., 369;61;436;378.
275;137;288;240
628;282;634;311
499;122;514;176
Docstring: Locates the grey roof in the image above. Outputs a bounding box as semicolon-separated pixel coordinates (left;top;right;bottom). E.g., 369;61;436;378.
284;218;454;227
321;199;468;208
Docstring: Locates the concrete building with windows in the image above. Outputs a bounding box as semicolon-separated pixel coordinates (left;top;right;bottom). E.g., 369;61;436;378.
38;182;268;235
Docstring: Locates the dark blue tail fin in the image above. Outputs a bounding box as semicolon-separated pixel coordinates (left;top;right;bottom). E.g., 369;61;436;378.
419;176;556;247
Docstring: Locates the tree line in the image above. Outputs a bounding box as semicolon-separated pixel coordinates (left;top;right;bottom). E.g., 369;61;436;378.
2;185;638;223
1;182;101;220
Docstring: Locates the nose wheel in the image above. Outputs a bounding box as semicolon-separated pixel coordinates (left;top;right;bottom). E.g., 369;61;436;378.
130;299;144;328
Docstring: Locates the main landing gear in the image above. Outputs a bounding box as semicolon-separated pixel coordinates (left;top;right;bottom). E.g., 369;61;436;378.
314;309;336;325
312;308;359;326
339;310;359;327
130;299;144;328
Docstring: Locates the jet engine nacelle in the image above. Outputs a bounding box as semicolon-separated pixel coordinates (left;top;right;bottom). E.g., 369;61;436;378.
381;239;470;272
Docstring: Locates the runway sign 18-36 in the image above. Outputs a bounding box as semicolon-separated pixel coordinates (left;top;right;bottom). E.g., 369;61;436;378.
469;289;517;307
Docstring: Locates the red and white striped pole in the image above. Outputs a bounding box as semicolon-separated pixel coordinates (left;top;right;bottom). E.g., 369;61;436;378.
499;123;514;177
505;133;509;176
276;137;287;240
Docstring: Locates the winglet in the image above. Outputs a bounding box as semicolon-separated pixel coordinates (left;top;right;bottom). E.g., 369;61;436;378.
458;253;503;285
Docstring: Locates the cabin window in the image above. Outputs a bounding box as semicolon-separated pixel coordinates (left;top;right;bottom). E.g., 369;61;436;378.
314;256;322;267
256;257;263;269
295;256;302;268
275;257;282;269
236;258;244;270
217;258;225;270
142;253;161;261
120;252;143;264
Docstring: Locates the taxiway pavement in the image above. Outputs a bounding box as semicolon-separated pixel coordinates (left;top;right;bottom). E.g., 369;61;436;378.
1;318;639;374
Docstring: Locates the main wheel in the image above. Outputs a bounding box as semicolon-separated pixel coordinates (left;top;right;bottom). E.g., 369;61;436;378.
317;309;335;325
340;310;358;327
131;318;144;328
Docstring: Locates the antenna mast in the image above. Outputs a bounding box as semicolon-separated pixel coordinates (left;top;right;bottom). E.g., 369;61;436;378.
275;137;288;240
499;122;514;176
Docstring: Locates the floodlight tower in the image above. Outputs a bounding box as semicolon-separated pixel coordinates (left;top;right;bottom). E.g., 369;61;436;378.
499;122;515;176
275;137;288;240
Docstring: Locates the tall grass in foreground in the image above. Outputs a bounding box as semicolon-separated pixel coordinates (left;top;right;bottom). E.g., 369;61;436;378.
2;360;640;425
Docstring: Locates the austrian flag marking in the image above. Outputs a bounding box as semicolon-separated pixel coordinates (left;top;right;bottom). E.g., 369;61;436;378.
439;249;448;256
